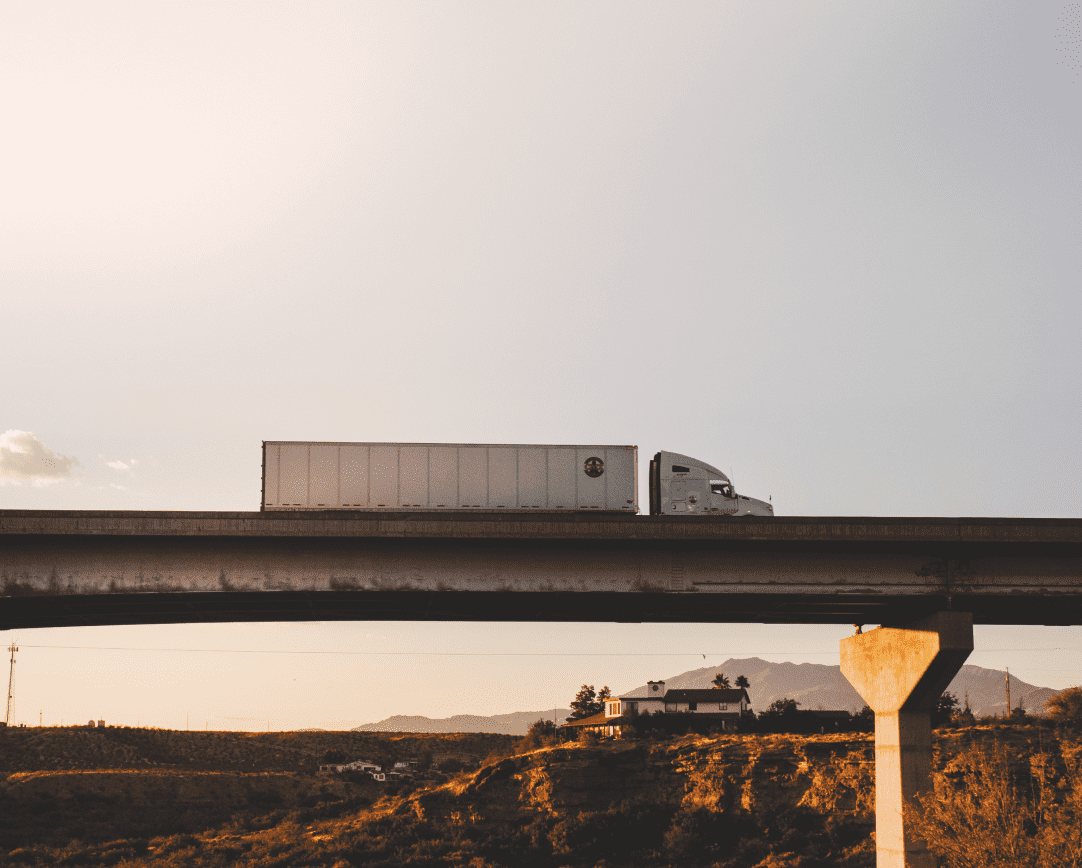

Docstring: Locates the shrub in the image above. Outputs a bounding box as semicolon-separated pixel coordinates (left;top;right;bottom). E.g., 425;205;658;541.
1047;687;1082;728
909;741;1082;867
549;799;674;860
520;719;558;752
435;757;468;774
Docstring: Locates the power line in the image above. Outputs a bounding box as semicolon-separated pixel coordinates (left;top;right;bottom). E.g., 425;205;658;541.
16;644;838;656
13;643;1079;657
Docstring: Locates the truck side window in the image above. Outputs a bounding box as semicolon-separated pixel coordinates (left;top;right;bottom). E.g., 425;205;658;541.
711;483;733;498
672;465;690;473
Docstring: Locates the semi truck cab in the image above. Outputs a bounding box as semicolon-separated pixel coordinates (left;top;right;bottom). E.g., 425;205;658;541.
649;451;774;517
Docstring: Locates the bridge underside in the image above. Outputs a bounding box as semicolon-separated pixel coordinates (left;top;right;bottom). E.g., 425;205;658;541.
2;518;1081;627
2;588;1079;630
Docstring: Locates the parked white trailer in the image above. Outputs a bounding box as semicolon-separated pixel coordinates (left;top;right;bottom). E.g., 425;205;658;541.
261;442;638;512
261;442;774;516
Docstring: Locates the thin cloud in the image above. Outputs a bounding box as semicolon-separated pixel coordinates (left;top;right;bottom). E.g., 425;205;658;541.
106;460;130;471
0;430;79;486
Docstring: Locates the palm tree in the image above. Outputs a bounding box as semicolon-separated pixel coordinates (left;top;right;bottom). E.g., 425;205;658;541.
712;673;731;689
735;675;750;689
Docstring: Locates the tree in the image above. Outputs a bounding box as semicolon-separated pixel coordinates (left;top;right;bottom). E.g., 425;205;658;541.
763;697;799;716
955;694;975;727
528;718;556;737
933;691;959;727
853;705;874;732
521;718;557;750
735;675;750;689
569;684;607;720
321;749;346;764
712;673;731;689
738;707;758;732
1046;686;1082;727
757;697;801;732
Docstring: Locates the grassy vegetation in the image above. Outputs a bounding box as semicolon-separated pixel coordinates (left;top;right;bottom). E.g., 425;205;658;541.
0;727;516;775
1;788;875;868
0;728;513;857
1;722;1076;867
912;723;1082;867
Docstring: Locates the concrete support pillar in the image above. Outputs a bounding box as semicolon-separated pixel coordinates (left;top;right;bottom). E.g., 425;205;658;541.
840;611;973;868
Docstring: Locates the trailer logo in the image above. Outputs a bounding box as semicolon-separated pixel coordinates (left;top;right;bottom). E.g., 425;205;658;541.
583;457;604;478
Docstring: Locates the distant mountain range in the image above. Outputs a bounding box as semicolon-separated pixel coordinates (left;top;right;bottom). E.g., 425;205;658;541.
625;657;1061;719
350;658;1063;734
353;709;571;735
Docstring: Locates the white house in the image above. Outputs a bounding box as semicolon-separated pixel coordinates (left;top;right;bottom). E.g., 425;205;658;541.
619;680;750;718
560;680;751;738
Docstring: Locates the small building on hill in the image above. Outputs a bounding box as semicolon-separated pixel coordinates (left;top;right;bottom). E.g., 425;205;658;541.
560;680;751;738
319;759;382;776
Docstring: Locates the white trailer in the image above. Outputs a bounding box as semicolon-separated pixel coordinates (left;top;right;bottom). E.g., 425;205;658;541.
261;442;638;512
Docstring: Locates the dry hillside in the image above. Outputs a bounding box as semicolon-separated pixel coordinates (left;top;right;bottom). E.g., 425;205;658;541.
1;724;1078;867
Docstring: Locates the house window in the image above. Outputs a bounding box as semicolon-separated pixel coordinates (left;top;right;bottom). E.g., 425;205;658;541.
625;702;637;713
689;702;697;711
719;703;728;711
665;703;677;713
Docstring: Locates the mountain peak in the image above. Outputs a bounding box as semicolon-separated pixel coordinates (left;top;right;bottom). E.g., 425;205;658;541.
622;658;1060;718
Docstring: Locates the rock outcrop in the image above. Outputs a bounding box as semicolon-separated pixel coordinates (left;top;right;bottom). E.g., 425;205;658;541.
408;732;876;827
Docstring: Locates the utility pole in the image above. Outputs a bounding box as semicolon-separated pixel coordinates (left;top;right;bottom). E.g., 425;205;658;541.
5;644;17;727
1006;667;1011;717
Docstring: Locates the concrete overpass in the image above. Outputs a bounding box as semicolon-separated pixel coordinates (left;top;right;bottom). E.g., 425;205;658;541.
0;510;1079;629
3;508;1081;867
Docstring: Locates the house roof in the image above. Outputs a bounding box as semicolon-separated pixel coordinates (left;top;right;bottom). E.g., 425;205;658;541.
667;688;749;703
620;688;749;704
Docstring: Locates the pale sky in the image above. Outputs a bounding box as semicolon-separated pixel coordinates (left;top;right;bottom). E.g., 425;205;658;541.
2;1;1080;729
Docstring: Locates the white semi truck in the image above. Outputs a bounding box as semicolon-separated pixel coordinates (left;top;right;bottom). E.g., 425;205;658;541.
261;442;774;516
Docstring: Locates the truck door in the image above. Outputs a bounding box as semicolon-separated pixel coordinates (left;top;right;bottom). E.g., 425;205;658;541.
668;462;705;513
683;477;706;513
710;479;738;514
